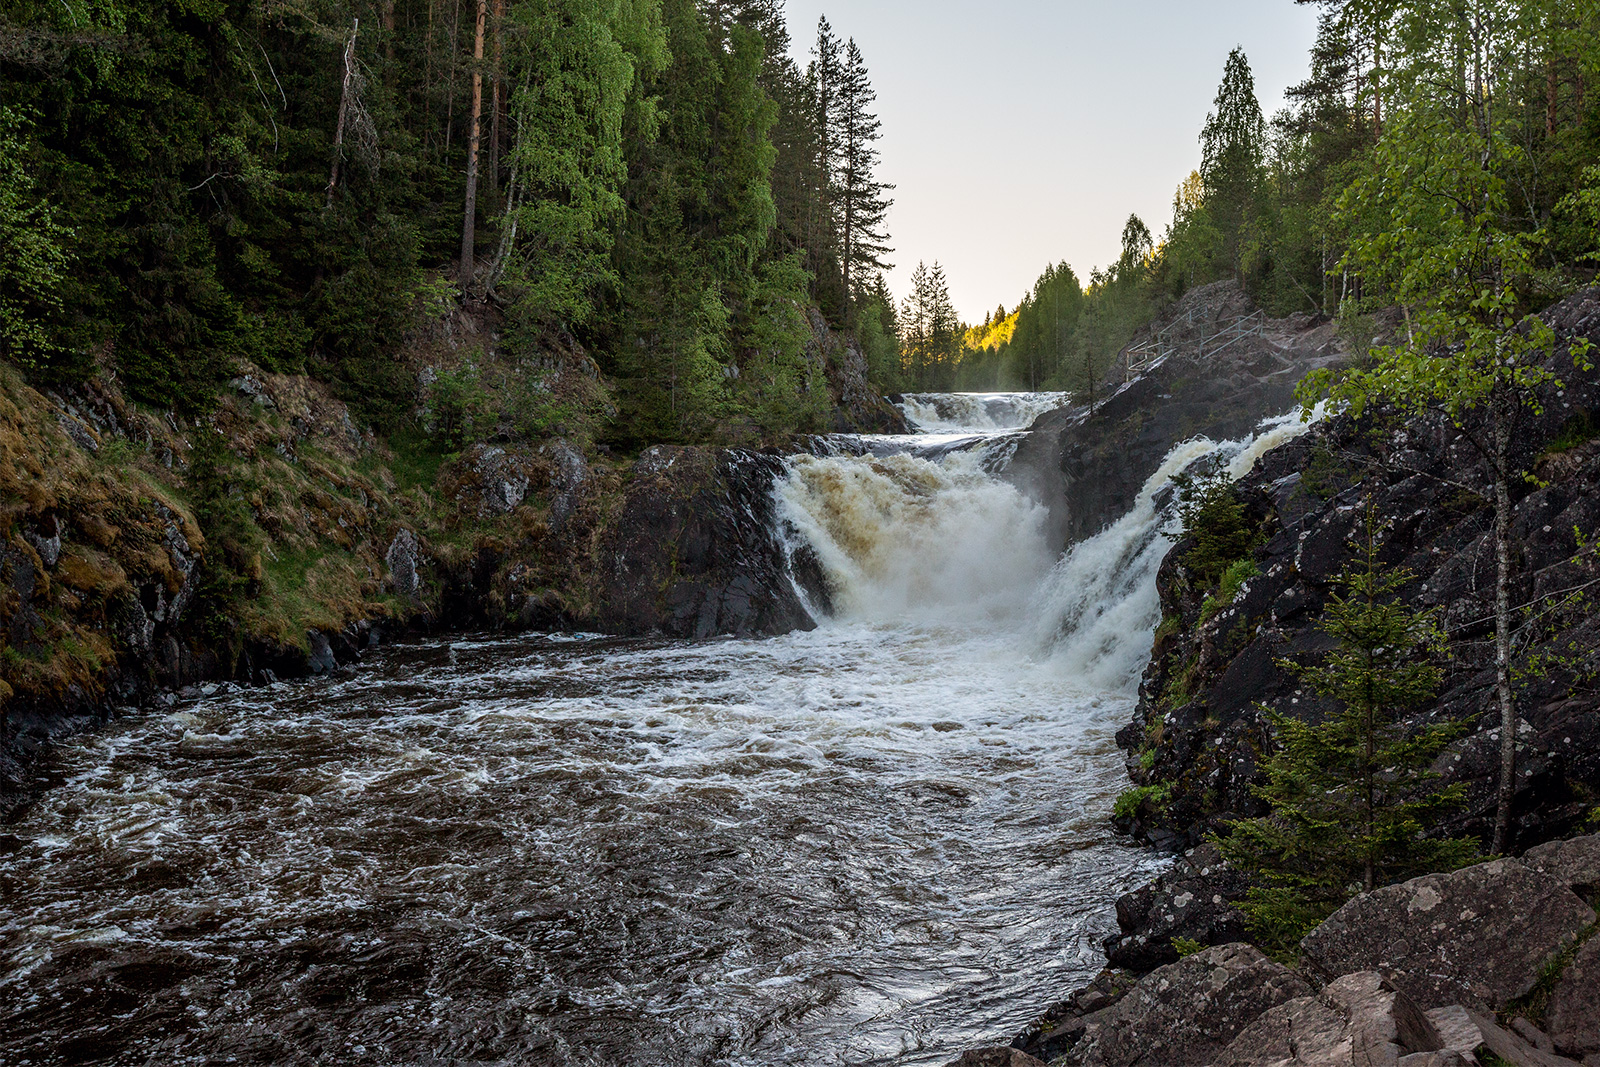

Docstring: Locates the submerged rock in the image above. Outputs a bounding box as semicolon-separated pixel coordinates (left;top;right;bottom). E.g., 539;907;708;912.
942;1048;1047;1067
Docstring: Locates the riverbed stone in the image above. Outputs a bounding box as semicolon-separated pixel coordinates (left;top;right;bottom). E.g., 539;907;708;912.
1299;859;1596;1012
1548;937;1600;1059
1069;942;1312;1067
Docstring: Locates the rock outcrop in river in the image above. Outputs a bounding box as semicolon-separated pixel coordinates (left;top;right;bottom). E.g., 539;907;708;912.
1008;280;1347;550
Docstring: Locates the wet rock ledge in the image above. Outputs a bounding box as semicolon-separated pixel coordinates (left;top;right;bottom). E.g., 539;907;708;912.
949;835;1600;1067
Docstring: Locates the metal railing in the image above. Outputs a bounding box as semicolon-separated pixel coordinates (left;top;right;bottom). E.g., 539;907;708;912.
1121;308;1266;382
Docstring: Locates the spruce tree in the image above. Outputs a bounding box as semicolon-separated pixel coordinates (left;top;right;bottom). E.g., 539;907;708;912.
1199;47;1266;281
1219;522;1477;956
833;38;894;305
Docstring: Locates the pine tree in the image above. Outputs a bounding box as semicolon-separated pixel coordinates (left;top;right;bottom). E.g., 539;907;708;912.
1219;522;1477;957
833;37;894;305
1199;47;1266;281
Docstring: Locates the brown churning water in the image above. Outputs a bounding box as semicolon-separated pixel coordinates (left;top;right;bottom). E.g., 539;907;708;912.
0;395;1314;1066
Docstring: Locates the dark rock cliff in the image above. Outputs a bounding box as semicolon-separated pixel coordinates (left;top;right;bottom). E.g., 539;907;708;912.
1117;286;1600;855
0;365;818;809
1007;280;1347;549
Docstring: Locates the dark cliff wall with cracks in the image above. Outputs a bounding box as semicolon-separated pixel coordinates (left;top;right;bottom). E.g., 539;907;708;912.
1117;286;1600;856
1006;280;1347;551
0;364;822;809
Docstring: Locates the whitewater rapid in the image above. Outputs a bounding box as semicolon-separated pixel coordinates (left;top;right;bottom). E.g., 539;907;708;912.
0;394;1316;1066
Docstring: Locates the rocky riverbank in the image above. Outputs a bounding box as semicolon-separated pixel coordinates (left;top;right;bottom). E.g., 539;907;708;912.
1116;285;1600;858
944;289;1600;1067
0;305;891;808
948;836;1600;1067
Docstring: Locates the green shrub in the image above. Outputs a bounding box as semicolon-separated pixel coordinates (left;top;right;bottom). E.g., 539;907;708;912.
1173;458;1262;586
1200;559;1262;623
1171;936;1206;957
1114;782;1173;819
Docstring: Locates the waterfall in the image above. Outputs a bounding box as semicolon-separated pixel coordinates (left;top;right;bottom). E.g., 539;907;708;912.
777;402;1320;691
897;392;1073;434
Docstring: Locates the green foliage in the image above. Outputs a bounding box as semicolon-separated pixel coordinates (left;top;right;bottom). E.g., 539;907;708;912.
0;107;73;368
1115;782;1173;819
500;0;666;329
426;364;496;451
1170;936;1206;958
1200;559;1262;624
1217;531;1478;957
186;426;264;655
1173;459;1262;587
1545;412;1600;456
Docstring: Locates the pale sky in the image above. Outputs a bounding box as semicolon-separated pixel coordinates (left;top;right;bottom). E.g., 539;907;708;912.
781;0;1321;322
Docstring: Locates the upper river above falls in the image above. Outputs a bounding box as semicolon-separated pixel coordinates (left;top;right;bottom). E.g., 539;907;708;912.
0;394;1314;1066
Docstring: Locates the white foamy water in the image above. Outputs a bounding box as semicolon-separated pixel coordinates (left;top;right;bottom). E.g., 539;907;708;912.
897;392;1071;435
0;397;1316;1067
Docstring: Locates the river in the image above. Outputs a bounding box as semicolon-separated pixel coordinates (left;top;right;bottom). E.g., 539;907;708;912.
0;394;1310;1066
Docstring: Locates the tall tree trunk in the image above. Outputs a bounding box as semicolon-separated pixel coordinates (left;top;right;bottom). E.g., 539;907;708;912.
326;19;360;209
1491;388;1517;854
1547;56;1558;139
382;0;395;63
459;0;487;289
488;0;504;212
445;0;462;154
425;0;437;155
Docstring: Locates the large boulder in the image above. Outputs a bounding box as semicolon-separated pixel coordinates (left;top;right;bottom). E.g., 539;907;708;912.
1299;859;1596;1012
1521;834;1600;900
1426;1005;1587;1067
1102;842;1252;971
1068;942;1312;1066
1211;971;1467;1067
1547;937;1600;1060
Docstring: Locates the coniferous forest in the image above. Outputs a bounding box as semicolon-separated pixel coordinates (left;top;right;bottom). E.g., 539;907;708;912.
6;0;1598;416
947;1;1600;397
0;0;895;442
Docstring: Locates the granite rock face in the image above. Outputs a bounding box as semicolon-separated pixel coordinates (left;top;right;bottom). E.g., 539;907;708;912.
1299;859;1596;1012
1521;833;1600;900
1117;287;1600;852
1212;971;1463;1067
1102;842;1253;971
1006;280;1347;550
1547;937;1600;1060
1067;942;1312;1067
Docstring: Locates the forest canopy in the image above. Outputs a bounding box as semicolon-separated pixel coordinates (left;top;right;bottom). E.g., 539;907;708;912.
0;0;894;443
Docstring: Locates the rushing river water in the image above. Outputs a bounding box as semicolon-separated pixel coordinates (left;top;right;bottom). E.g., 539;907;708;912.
0;395;1312;1066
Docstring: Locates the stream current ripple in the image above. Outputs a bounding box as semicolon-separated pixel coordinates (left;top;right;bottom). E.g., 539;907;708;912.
0;395;1312;1066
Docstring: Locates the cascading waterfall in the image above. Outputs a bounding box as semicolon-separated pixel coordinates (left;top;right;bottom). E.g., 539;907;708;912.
776;407;1321;695
897;392;1072;434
